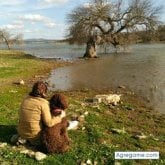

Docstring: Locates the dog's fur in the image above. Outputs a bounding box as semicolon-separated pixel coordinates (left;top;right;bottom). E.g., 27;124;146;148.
41;93;70;154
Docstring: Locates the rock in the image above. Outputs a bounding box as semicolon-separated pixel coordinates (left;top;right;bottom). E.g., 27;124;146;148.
93;94;121;105
27;151;35;158
10;134;19;144
94;161;98;165
17;137;27;145
67;120;79;130
118;85;126;89
84;111;89;116
35;152;47;161
19;80;25;85
149;134;159;141
111;128;126;134
20;149;30;154
92;105;100;109
132;133;148;140
81;103;86;107
13;80;25;85
0;142;7;148
86;159;92;164
78;115;85;122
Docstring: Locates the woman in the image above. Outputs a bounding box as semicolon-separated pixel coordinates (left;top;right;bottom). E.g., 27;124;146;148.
17;81;65;145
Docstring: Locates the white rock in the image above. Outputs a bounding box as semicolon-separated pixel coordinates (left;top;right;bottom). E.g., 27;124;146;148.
86;159;92;164
84;111;89;116
111;128;126;134
0;142;7;148
67;120;79;130
82;127;86;130
20;149;30;154
19;80;25;85
134;134;147;140
17;137;27;145
27;151;35;158
94;161;98;165
93;94;121;105
35;152;47;161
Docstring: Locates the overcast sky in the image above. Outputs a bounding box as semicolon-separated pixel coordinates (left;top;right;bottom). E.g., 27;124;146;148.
0;0;164;40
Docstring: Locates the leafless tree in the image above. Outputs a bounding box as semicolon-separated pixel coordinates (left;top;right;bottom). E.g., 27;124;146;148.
67;0;162;57
0;29;23;50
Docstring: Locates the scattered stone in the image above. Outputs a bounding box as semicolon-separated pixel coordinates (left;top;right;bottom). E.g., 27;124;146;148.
78;115;85;122
13;80;25;85
10;134;19;144
93;94;121;105
27;151;36;158
35;152;47;161
86;159;92;164
149;134;159;141
84;111;89;116
94;161;98;165
81;103;86;107
118;85;126;89
132;133;147;140
17;137;27;145
111;128;126;134
19;80;25;85
20;149;30;154
67;120;79;130
92;105;100;110
0;142;7;148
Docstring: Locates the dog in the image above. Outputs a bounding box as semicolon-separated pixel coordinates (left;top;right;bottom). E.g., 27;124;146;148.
41;93;70;154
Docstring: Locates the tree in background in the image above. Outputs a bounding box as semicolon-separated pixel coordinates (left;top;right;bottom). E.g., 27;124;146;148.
157;25;165;41
67;0;162;57
0;29;23;50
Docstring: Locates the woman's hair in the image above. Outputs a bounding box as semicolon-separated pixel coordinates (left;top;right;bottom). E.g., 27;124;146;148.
50;93;68;110
29;81;48;98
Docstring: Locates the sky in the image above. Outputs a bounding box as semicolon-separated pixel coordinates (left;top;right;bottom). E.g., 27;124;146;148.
0;0;165;40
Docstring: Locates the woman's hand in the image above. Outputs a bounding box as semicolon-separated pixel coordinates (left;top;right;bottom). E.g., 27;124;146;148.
61;111;66;118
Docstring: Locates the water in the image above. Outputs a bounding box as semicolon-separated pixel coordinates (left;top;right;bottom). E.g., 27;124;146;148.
46;43;165;113
2;42;164;113
20;42;86;60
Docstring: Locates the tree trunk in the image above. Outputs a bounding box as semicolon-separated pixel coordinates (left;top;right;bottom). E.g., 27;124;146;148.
83;37;97;58
1;34;11;50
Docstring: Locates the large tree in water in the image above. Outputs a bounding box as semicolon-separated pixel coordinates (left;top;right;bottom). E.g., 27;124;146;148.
67;0;162;58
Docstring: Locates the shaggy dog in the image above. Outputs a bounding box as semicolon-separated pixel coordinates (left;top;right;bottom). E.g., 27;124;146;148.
41;93;70;154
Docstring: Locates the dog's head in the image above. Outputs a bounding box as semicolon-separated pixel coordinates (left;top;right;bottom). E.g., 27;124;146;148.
50;93;68;116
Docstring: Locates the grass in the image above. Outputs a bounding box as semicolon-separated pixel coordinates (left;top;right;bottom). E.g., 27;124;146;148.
0;50;165;165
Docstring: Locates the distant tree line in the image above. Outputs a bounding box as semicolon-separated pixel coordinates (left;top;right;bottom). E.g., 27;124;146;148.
136;25;165;43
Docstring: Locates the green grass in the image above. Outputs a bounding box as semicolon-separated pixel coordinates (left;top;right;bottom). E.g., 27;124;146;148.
0;50;165;165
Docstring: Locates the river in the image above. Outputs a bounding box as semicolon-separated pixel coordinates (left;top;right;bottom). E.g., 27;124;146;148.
7;42;165;113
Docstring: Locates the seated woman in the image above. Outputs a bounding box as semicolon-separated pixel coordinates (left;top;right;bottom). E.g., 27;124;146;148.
17;81;65;146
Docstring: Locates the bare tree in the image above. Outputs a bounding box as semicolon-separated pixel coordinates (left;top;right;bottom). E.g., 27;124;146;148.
0;29;23;50
67;0;162;57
